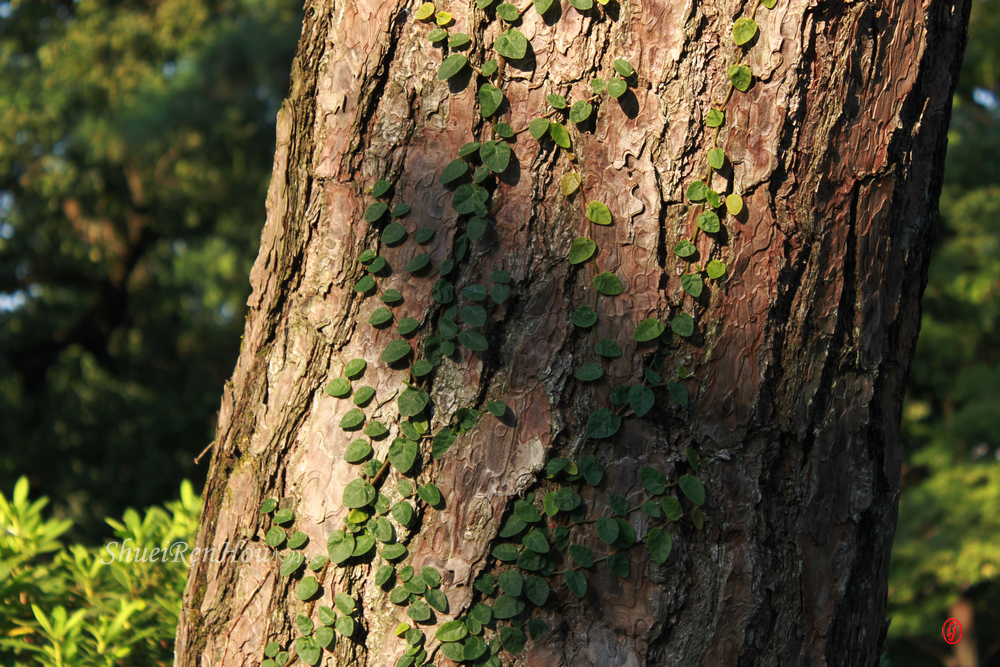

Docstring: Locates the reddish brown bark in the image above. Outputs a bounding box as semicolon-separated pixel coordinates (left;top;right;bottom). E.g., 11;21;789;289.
175;0;969;665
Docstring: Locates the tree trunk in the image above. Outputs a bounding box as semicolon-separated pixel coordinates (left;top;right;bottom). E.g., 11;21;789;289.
174;0;969;664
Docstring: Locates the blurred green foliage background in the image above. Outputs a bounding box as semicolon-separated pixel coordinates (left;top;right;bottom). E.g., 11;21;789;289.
0;0;998;664
0;0;303;541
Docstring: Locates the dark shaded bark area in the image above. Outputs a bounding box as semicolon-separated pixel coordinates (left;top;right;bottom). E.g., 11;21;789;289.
175;0;969;665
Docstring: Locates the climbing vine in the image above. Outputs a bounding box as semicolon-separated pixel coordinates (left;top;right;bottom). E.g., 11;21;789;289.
256;0;775;664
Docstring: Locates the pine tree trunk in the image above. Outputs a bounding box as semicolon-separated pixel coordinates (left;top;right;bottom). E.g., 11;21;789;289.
174;0;969;664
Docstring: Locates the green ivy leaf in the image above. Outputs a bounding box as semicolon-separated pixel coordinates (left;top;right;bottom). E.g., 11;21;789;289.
415;2;435;19
477;83;504;119
609;59;633;78
481;58;498;75
405;253;431;273
579;455;604;485
369;307;393;327
358;249;377;264
459;142;480;157
571;306;598;327
661;495;683;520
436;620;468;643
726;193;744;215
382;543;409;561
533;0;554;13
380;289;403;304
296;636;321;666
499;570;523;596
487;399;507;416
706;108;725;127
629;385;655;417
575;362;604;381
732;17;758;46
569;544;594;568
412;359;434;377
343;439;371;463
493;593;525;619
430;279;454;304
546;93;568;109
697;210;721;233
398;388;430;417
364;202;388;223
339;408;365;430
388;438;419;473
609;494;629;516
707;147;726;169
568;236;597;264
288;531;309;550
343;479;376;508
587;408;621;439
529;118;550;140
431;428;457;459
686;180;708;202
325;378;351;398
427;27;447;42
460;305;488;327
451;183;489;214
671;313;694;337
372;180;391;198
674;239;697;258
523;529;550;553
494;29;528;59
569;100;593;123
586;200;612;225
633;318;665;341
392;501;414;528
593;271;623;295
606;553;630;578
561;171;582;196
327;530;355;564
607;77;627;98
595;338;622;357
491;283;510;303
549;122;571;149
438;53;468;80
480;140;511;173
564;569;587;597
444;31;470;48
453;407;479;432
381;339;412;363
354;275;376;293
492;543;519;561
296;576;320;601
381;221;408;245
391;203;411;217
640;466;667;494
497;2;520;20
687;447;701;471
591;77;607;94
440;158;469;184
397;318;420;337
458;329;489;351
417;483;442;506
280;551;304;576
706;260;727;279
728;64;752;92
681;273;704;297
679;474;706;505
500;626;527;653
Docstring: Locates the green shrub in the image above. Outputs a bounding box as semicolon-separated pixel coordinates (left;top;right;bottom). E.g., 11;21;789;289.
0;478;200;667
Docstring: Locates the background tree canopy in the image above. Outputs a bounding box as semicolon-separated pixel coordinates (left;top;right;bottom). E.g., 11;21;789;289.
0;0;998;663
886;0;1000;663
0;0;303;540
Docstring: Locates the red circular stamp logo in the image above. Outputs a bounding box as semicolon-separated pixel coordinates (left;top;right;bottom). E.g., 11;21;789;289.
943;618;963;645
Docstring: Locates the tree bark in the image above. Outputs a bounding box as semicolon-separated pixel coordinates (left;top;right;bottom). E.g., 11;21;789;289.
175;0;969;664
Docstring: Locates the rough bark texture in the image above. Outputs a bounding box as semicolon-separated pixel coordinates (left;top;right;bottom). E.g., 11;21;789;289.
175;0;969;664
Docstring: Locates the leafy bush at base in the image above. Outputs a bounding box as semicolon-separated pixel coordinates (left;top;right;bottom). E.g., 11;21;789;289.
0;478;200;667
